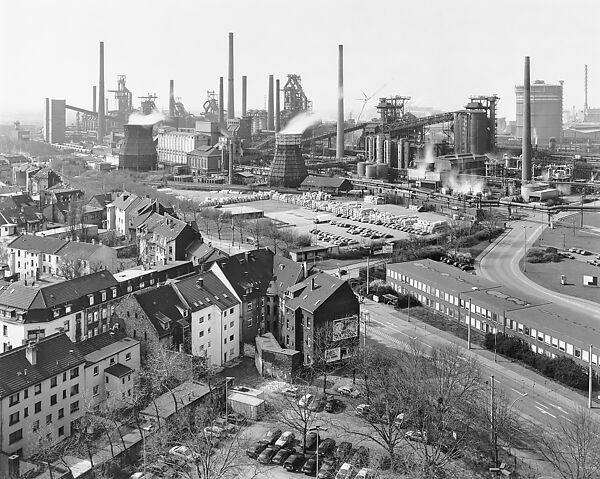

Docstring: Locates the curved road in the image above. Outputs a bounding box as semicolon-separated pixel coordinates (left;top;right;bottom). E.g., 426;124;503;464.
478;218;600;320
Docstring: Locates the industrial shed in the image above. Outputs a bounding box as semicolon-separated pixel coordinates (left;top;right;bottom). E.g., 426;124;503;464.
228;392;265;420
299;176;353;195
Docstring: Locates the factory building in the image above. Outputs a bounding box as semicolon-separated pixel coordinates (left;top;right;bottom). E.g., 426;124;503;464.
516;80;563;146
187;146;222;176
44;99;66;144
157;128;210;166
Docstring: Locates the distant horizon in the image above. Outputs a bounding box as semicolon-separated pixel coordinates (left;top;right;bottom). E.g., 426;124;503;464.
2;0;598;127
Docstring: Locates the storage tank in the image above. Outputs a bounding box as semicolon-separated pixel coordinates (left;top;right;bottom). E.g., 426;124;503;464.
365;163;378;178
397;139;404;168
357;161;367;177
469;111;489;154
376;135;384;162
376;163;388;178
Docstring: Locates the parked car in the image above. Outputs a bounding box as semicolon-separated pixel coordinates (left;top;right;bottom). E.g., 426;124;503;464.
275;430;295;448
299;393;314;408
354;468;376;479
271;447;295;465
203;425;225;438
263;428;282;445
325;398;344;413
317;457;339;479
168;445;200;463
334;462;357;479
355;404;371;416
258;446;280;465
405;430;428;444
283;452;306;472
309;394;329;412
335;442;353;462
318;438;337;456
338;386;360;398
305;431;320;451
302;454;318;475
246;440;269;459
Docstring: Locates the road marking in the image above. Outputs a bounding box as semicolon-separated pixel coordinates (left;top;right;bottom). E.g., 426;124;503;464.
510;387;524;395
534;400;549;408
534;406;557;418
548;402;568;413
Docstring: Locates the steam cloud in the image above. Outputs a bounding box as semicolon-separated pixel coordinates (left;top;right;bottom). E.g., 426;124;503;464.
128;111;166;125
280;112;322;135
443;171;484;195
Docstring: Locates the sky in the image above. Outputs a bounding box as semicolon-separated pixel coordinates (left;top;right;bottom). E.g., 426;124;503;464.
1;0;599;125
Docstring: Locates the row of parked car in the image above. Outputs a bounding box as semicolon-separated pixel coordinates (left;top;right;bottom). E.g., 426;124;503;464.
247;428;376;478
334;213;431;237
438;255;474;271
329;220;395;240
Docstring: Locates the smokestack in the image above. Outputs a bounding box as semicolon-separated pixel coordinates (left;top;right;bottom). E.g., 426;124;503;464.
268;75;274;130
218;76;224;124
227;32;235;120
585;64;588;113
242;75;247;117
275;79;281;132
336;44;345;159
92;86;97;113
44;98;50;142
97;41;106;142
169;79;175;118
521;56;532;184
229;141;234;185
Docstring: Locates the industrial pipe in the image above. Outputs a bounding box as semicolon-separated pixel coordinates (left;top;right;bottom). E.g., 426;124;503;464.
336;44;344;159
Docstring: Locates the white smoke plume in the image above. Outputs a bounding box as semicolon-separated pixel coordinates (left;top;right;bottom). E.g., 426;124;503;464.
128;111;166;125
443;171;484;195
280;112;322;135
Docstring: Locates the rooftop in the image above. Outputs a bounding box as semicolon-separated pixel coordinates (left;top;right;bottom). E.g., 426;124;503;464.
134;284;188;337
77;330;138;364
140;380;213;421
105;363;134;378
174;271;238;312
8;234;66;254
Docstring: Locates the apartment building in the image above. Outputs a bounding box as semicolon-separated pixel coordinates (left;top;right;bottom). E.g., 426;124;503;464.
174;272;240;366
0;334;86;457
138;214;200;265
0;271;121;349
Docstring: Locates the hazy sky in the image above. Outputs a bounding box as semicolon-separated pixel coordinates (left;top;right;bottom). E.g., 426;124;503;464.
1;0;599;124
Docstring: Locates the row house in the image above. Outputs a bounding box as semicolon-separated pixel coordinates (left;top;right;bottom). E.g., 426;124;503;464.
107;193;174;239
138;214;200;265
0;271;121;350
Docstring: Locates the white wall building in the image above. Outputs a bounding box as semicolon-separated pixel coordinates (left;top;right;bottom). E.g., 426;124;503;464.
157;129;207;166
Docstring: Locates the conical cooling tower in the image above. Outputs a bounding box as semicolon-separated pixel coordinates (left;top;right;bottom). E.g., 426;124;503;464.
268;133;308;188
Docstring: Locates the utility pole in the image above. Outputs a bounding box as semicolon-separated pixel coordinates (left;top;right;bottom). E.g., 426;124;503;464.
589;344;593;409
366;254;370;296
491;375;498;467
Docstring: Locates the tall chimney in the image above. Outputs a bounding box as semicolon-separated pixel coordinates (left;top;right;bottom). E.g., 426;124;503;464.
169;79;175;118
521;56;532;184
92;86;97;113
275;79;281;132
336;44;345;159
97;41;106;142
267;75;274;130
242;75;247;117
585;64;588;113
229;141;234;185
218;76;224;124
227;32;235;120
44;98;50;142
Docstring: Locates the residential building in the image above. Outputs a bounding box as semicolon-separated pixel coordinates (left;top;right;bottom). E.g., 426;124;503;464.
27;167;62;196
0;194;45;235
0;271;121;348
0;333;86;457
111;284;189;357
113;261;194;294
174;271;240;366
76;330;140;410
85;193;114;229
386;259;600;370
279;272;360;365
185;240;228;268
39;185;84;207
138;214;200;265
55;241;117;277
107;193;174;239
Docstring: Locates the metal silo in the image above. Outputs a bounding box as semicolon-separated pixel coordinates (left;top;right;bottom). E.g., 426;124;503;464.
376;163;389;178
365;163;378;178
469;111;489;154
357;161;367;177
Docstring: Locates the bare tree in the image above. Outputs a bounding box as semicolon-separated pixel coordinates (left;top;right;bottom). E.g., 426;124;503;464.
215;210;232;241
261;219;283;255
232;215;246;246
477;208;504;240
537;407;600;479
275;383;320;453
246;219;269;250
58;257;85;279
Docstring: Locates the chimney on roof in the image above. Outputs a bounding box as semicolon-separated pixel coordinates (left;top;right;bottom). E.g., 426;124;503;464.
8;454;19;479
196;277;203;288
302;261;308;279
25;343;37;366
310;276;316;291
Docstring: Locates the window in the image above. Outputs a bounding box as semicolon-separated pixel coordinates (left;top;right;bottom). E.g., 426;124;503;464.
70;367;79;379
34;401;41;413
230;321;234;328
3;325;6;336
106;377;109;384
88;295;94;306
32;420;40;431
65;305;71;314
70;385;79;397
230;308;234;314
125;352;131;361
247;302;253;311
8;429;22;445
58;408;64;419
224;337;227;344
70;401;79;413
23;389;28;399
110;357;115;365
46;414;52;425
93;366;99;376
9;411;19;425
50;394;57;406
199;331;204;338
208;341;211;348
230;334;234;342
207;327;211;334
112;287;117;298
9;393;19;407
198;316;204;323
207;313;211;321
101;291;107;302
34;383;41;395
58;426;64;437
93;385;99;397
224;324;227;331
224;310;227;317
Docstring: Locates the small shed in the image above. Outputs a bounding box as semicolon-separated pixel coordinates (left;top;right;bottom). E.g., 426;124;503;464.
228;392;265;420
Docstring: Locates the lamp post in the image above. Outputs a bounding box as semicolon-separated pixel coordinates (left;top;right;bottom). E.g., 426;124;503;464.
507;392;528;464
309;424;328;476
522;225;528;273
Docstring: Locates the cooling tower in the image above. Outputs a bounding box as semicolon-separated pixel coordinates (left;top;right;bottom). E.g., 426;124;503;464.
268;133;308;188
119;125;157;171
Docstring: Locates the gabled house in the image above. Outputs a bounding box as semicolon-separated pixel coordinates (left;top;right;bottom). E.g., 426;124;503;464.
138;214;200;266
185;239;229;268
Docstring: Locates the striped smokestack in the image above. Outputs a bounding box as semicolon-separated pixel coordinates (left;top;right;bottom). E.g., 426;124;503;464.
97;41;106;142
521;56;532;183
227;32;235;120
267;75;274;130
336;44;344;159
218;76;224;124
242;75;247;117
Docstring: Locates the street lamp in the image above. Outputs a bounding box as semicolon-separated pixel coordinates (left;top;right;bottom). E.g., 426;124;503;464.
507;392;528;464
521;225;528;273
309;424;328;476
360;310;370;363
